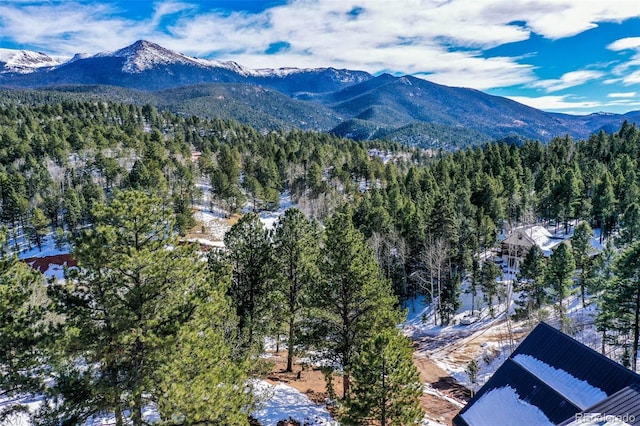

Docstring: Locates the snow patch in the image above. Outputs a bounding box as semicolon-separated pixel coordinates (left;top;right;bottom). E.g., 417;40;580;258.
512;354;607;409
461;386;553;426
252;380;337;426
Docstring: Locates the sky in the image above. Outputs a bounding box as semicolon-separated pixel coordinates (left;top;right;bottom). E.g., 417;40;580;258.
1;0;640;114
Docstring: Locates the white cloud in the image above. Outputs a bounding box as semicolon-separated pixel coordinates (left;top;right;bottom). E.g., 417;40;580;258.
508;94;640;113
619;70;640;85
1;0;640;93
608;37;640;51
514;1;640;39
608;92;637;98
150;1;196;27
507;95;603;111
0;2;150;55
531;70;605;92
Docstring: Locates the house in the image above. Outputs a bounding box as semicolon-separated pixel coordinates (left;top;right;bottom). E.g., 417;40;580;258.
559;383;640;425
501;226;564;269
453;322;640;426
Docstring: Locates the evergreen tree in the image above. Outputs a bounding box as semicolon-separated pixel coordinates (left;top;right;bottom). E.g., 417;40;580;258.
618;202;640;247
599;242;640;371
223;212;273;346
572;222;594;305
157;263;253;425
28;207;51;251
0;232;49;421
309;210;399;398
272;208;320;372
515;245;547;318
592;171;617;241
545;242;575;331
440;273;462;325
480;261;502;318
62;187;83;234
45;190;226;425
342;330;424;426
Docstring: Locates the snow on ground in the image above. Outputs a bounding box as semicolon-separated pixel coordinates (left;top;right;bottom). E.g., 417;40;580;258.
0;394;43;426
41;262;68;280
403;224;610;392
4;381;335;426
192;209;230;242
512;354;606;409
460;386;553;426
248;191;296;230
0;395;159;426
16;235;70;260
423;385;465;409
252;380;338;426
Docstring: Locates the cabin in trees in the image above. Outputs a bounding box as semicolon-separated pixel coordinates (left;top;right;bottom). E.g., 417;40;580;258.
501;226;564;269
453;322;640;426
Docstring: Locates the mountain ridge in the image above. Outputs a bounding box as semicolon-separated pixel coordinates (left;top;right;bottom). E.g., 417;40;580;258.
0;40;637;147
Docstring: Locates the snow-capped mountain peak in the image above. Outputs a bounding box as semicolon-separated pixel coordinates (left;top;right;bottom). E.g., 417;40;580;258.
96;40;207;73
0;48;64;74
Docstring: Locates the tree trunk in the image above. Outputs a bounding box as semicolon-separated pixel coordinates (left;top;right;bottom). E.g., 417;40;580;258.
381;353;387;426
132;390;142;426
115;406;123;426
632;285;640;372
286;315;295;372
343;372;350;399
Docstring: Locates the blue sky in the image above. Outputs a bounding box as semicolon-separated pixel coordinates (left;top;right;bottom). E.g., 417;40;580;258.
1;0;640;114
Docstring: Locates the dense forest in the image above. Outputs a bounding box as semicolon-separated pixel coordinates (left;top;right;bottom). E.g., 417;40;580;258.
2;97;640;424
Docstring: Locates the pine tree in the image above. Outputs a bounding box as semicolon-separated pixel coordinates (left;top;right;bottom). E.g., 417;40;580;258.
28;206;51;251
310;210;399;398
157;263;253;425
515;245;547;319
0;231;49;421
272;208;320;372
45;190;231;425
619;202;640;247
223;212;274;346
62;187;83;234
592;171;617;241
480;261;502;318
545;242;575;331
572;222;594;305
600;242;640;371
342;330;424;426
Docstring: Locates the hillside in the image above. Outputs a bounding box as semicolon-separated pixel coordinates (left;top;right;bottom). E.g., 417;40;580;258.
1;40;639;147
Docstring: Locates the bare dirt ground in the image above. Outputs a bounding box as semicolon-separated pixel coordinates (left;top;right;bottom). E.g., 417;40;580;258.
411;319;530;425
413;353;468;425
184;211;240;242
265;352;342;405
265;350;470;426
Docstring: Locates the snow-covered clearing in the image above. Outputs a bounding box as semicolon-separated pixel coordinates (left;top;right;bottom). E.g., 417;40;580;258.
243;191;296;230
252;380;337;426
191;186;298;248
0;394;159;426
3;381;335;426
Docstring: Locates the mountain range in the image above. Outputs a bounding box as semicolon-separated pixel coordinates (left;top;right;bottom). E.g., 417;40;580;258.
1;40;638;148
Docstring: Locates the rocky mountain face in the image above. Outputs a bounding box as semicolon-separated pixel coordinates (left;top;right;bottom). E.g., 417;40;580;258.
0;40;636;147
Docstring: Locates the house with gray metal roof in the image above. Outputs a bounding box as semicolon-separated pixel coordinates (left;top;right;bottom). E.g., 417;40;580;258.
454;322;640;426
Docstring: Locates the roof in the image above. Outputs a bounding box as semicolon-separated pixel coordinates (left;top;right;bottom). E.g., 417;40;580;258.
454;322;640;426
559;384;640;426
502;226;564;256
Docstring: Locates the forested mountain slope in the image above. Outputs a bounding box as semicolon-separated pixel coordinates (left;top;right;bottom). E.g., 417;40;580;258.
1;97;640;424
1;40;638;148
